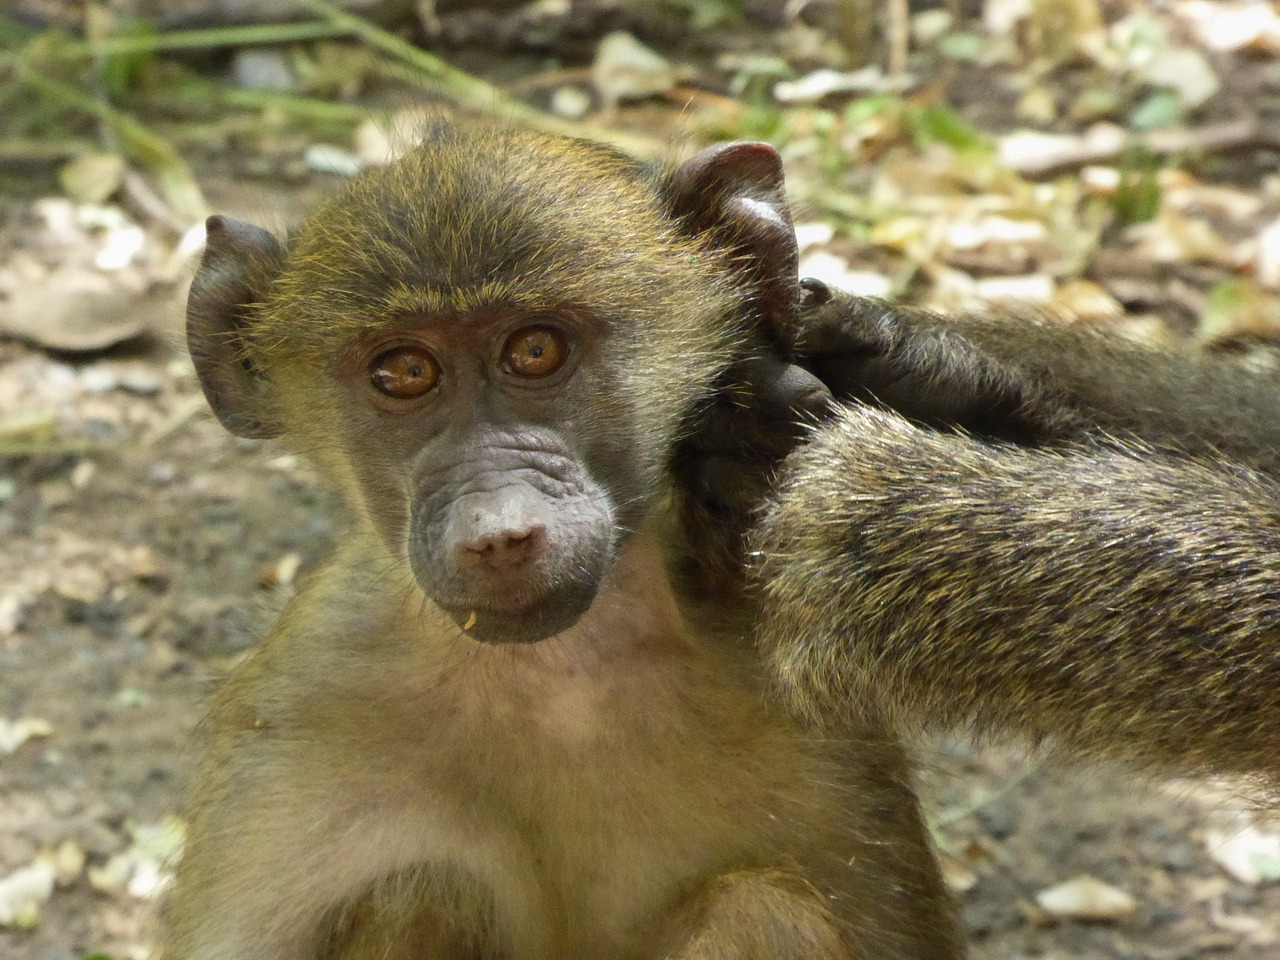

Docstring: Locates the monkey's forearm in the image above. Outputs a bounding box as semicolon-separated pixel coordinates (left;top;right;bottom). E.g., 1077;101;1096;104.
803;291;1280;472
953;314;1280;472
754;404;1280;783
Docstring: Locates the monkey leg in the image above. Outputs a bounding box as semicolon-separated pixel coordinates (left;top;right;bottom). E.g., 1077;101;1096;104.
754;403;1280;787
825;727;964;960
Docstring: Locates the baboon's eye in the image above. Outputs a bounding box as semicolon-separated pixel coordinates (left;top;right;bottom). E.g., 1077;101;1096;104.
503;327;567;379
370;346;440;399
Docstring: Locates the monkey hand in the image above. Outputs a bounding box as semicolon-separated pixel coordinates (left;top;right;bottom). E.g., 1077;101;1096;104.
673;352;831;602
794;280;1087;445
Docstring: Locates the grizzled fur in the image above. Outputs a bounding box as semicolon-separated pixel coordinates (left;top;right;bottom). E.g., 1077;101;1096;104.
747;290;1280;793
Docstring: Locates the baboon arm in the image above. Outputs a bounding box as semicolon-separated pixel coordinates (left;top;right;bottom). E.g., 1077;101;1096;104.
753;403;1280;784
802;290;1280;471
161;737;435;960
673;354;831;604
944;308;1280;469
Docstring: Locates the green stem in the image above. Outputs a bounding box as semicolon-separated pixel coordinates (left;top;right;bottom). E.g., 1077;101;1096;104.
292;0;661;157
293;0;525;115
218;88;372;123
0;22;355;71
86;21;357;56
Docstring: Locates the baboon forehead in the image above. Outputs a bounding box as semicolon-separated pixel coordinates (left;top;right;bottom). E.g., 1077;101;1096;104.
302;124;666;260
263;127;726;343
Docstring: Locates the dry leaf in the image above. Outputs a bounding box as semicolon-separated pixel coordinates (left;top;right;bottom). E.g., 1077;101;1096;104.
1050;279;1124;323
1207;896;1267;935
0;594;24;637
1140;46;1220;108
794;222;835;250
592;32;677;107
0;860;55;928
774;67;884;104
1255;218;1280;288
1179;0;1280;54
985;0;1032;35
88;818;184;900
1127;208;1231;265
945;216;1047;250
940;854;978;893
59;153;126;205
1206;824;1280;885
49;841;86;888
0;717;53;754
1199;279;1280;345
550;87;592;120
258;553;303;588
0;269;147;352
971;274;1055;304
304;145;361;178
1036;875;1137;921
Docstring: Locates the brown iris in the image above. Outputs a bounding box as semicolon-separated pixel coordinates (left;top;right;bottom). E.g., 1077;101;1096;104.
503;326;567;379
370;346;440;399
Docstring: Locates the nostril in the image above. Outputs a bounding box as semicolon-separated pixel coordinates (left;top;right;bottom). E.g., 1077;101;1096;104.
458;525;548;569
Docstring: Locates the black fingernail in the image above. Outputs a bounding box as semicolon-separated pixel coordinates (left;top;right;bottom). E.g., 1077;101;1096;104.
799;277;832;308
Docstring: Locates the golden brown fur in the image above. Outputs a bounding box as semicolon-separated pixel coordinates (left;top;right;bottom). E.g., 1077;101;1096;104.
166;532;956;959
164;121;959;960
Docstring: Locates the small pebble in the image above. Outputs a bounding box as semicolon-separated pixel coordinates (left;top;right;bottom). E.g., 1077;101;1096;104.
232;49;296;91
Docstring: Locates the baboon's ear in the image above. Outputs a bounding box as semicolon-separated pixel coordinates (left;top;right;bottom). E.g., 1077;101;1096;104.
187;216;286;439
664;142;800;349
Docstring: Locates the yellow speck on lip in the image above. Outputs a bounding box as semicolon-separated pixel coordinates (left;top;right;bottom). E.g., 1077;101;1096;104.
463;611;477;630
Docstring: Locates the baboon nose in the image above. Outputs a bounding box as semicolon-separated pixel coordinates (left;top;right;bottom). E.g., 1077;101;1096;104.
446;486;554;570
457;525;548;569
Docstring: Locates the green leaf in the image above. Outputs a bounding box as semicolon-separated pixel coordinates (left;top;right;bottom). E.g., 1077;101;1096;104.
1112;146;1161;223
1200;278;1280;343
1128;90;1181;130
99;22;159;100
843;94;899;130
906;104;989;152
726;55;793;98
938;31;984;62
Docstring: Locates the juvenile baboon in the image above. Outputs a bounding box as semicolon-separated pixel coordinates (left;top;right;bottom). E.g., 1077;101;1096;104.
165;121;959;960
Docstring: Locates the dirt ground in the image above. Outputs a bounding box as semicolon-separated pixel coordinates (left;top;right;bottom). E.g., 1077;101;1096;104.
5;4;1280;959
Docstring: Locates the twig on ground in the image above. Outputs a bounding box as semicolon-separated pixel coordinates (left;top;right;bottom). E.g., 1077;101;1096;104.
1009;118;1280;179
